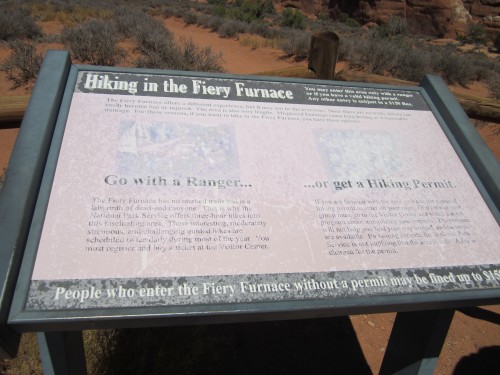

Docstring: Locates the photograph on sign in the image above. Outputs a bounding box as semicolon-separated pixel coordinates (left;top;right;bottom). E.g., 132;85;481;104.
25;70;500;310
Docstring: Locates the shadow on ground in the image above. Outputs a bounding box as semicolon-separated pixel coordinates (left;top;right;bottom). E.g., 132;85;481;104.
453;346;500;375
87;317;371;375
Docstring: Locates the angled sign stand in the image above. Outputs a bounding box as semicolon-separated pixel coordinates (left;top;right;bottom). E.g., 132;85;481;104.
0;51;71;358
3;51;499;373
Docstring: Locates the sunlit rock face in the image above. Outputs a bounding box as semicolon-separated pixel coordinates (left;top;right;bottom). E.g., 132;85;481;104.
325;0;499;38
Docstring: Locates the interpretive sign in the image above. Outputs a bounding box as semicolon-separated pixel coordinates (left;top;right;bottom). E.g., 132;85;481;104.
9;63;500;329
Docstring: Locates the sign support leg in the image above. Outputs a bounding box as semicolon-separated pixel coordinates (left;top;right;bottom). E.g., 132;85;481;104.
379;309;454;375
37;331;87;375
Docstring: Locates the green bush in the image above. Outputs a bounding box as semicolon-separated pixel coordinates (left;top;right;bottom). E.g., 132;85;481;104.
281;8;307;30
208;0;226;5
337;12;360;28
220;0;275;23
0;8;42;41
213;4;226;18
62;20;124;66
460;23;488;46
1;40;42;88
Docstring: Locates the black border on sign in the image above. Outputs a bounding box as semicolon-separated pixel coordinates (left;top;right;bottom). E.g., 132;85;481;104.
7;53;500;332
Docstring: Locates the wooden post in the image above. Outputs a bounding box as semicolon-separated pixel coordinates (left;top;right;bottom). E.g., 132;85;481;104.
308;31;339;80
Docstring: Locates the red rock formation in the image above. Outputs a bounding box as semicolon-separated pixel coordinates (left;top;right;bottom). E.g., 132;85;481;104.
273;0;330;15
328;0;499;38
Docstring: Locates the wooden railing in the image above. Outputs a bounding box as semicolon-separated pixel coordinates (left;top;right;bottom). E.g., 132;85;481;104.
0;96;30;124
1;36;499;124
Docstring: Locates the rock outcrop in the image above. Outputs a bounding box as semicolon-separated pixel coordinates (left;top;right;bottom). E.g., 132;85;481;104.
271;0;500;38
327;0;499;38
464;0;500;35
274;0;330;16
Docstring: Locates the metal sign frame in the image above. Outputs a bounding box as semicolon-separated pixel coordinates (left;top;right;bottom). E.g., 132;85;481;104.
5;51;500;334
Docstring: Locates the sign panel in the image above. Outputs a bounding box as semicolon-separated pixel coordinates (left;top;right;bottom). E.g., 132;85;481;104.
22;69;500;313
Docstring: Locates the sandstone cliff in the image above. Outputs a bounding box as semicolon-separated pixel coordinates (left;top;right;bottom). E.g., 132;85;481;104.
329;0;499;38
275;0;500;38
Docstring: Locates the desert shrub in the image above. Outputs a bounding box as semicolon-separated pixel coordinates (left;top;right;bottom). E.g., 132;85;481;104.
240;35;258;49
337;12;361;28
259;0;276;16
460;23;488;46
494;34;500;52
213;4;226;18
218;21;239;38
137;37;223;72
207;16;224;31
179;38;224;72
161;6;174;18
62;20;123;66
218;20;248;38
0;8;42;41
464;52;495;81
317;13;332;22
183;11;199;25
279;29;310;58
30;1;111;24
239;35;275;49
249;21;278;39
71;5;113;23
162;5;185;18
131;13;222;72
114;9;151;38
233;0;275;22
487;72;500;99
432;47;475;85
281;8;307;30
136;39;180;69
365;37;402;74
133;18;173;53
214;0;275;22
337;35;367;67
378;16;409;37
197;14;214;28
391;45;430;82
1;40;42;88
330;19;366;35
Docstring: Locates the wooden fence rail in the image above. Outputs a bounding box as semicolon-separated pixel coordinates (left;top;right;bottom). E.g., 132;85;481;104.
0;96;30;124
1;69;498;124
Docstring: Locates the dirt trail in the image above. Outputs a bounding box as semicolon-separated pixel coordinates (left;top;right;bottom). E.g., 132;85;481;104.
164;17;306;74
